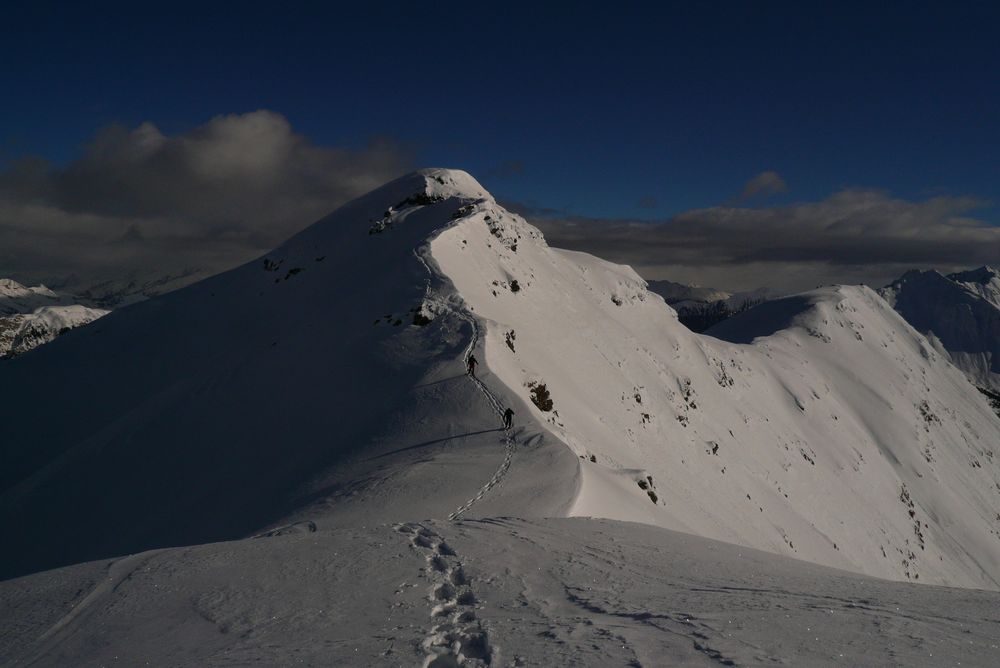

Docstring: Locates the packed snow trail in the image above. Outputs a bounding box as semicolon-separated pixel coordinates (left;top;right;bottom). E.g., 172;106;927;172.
447;311;516;520
396;522;493;667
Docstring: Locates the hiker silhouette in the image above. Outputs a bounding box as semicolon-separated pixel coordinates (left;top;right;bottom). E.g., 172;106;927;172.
503;407;514;429
467;354;478;377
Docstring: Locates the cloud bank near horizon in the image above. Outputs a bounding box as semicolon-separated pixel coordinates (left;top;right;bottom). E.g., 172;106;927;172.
517;174;999;293
2;124;996;297
0;110;412;292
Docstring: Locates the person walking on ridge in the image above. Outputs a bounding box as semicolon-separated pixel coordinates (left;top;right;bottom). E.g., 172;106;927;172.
467;354;478;377
503;407;514;430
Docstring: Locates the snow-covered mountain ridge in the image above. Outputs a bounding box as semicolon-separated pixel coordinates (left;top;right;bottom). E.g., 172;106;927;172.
0;278;62;314
3;169;1000;593
949;265;1000;308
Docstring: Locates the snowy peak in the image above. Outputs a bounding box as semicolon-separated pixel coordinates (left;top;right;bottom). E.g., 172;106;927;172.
948;265;1000;311
0;277;57;298
949;265;1000;285
419;168;492;201
0;278;62;315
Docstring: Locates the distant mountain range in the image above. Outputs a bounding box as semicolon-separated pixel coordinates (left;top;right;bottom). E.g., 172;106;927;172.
0;278;107;358
646;278;780;332
653;268;1000;402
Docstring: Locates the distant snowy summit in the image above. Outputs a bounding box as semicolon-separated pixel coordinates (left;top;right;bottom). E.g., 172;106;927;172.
880;266;1000;392
646;278;779;332
0;277;62;313
0;278;107;358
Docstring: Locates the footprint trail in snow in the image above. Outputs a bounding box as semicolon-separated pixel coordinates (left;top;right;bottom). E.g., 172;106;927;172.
449;311;516;520
396;522;494;667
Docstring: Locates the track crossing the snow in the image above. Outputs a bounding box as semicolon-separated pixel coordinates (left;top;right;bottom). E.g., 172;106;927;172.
448;312;516;521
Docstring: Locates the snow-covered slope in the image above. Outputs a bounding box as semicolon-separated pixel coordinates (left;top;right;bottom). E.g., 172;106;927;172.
880;267;1000;392
0;279;108;358
5;517;1000;667
432;188;1000;590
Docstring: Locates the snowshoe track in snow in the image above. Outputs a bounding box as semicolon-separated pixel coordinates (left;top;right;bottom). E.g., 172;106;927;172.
396;522;494;667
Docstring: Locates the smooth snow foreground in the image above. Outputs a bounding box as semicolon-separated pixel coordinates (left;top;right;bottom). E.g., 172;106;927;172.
3;169;1000;666
4;518;999;667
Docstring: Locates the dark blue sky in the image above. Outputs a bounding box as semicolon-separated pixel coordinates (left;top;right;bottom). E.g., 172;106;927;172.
3;1;999;220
